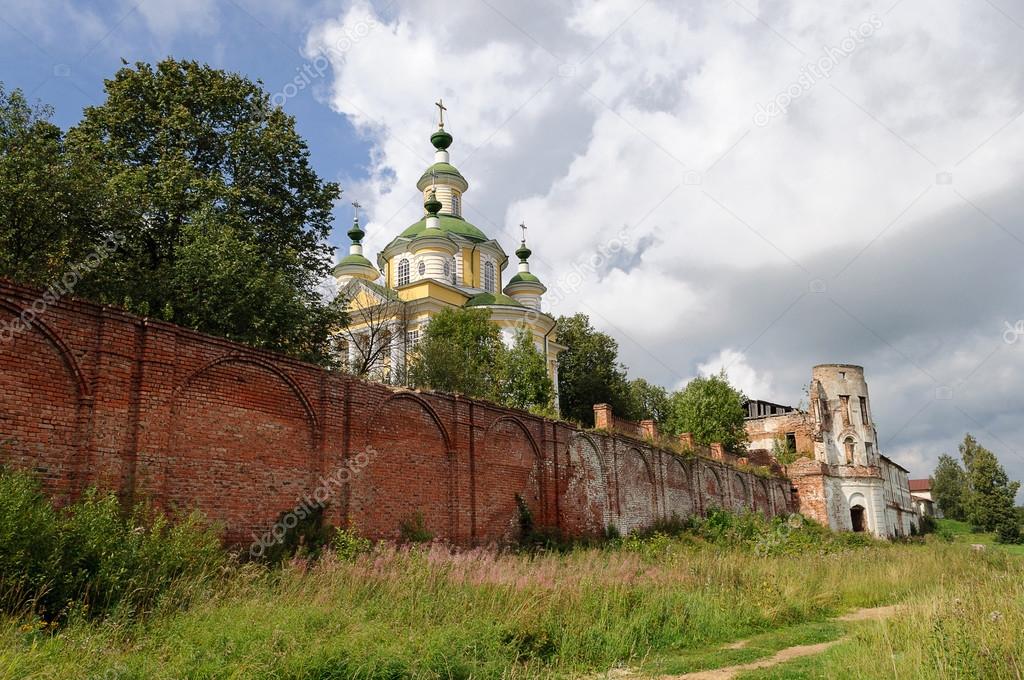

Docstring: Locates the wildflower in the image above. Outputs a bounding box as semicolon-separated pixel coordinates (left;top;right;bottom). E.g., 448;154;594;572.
989;610;1003;623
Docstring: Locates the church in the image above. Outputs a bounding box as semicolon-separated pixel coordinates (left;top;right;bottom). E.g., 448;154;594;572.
332;103;565;401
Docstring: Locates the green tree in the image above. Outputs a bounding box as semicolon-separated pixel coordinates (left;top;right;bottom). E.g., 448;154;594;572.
409;308;503;398
664;371;748;452
623;378;671;424
959;435;1021;543
494;327;555;414
0;84;97;285
64;59;345;364
931;453;967;521
555;313;633;426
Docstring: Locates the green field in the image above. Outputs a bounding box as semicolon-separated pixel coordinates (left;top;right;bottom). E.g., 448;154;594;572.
2;518;1022;680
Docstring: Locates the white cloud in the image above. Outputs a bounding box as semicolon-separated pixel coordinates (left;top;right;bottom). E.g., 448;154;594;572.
696;349;775;399
308;0;1024;489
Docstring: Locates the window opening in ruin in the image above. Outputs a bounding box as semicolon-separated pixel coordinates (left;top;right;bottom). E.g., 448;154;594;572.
844;437;855;464
859;396;869;425
840;395;851;427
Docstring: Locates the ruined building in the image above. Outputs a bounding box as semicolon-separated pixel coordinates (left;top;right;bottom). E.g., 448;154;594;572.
744;364;918;538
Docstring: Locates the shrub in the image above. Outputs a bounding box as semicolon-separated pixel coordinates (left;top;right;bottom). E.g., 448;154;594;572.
398;512;433;543
0;469;225;622
332;528;372;561
257;503;335;565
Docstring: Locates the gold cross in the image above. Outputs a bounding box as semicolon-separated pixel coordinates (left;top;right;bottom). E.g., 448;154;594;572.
435;98;447;127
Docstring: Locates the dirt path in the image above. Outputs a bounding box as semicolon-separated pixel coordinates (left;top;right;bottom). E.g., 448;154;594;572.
587;605;900;680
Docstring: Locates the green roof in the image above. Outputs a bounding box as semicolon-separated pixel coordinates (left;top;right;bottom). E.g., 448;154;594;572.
333;253;376;272
506;271;542;285
464;292;524;308
418;162;465;186
397;214;490;243
362;279;401;301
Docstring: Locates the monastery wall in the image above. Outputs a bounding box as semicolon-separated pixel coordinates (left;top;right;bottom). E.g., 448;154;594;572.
0;280;792;546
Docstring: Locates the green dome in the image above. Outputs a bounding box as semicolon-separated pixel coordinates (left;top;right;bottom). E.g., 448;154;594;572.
398;214;490;242
431;128;453;150
417;162;466;189
333;253;376;273
507;271;542;286
465;292;524;308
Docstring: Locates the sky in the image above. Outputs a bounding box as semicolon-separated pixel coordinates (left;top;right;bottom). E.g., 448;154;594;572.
4;0;1024;490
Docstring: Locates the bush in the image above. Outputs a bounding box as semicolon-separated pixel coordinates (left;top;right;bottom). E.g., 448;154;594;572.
398;512;433;543
333;528;372;561
257;503;335;565
0;469;225;622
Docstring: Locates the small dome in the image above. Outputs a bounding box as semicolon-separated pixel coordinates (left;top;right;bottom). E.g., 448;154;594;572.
431;127;453;150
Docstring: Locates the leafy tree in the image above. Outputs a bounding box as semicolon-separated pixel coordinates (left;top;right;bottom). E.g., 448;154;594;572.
931;454;967;521
63;58;345;364
771;436;798;467
494;327;554;414
623;378;671;424
664;371;748;452
555;313;634;426
0;84;98;285
409;308;503;398
959;435;1021;543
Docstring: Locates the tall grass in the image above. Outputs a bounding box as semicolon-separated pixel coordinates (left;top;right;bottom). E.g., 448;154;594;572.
1;531;1013;679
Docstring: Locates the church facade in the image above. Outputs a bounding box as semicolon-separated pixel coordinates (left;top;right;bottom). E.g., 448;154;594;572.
332;106;564;400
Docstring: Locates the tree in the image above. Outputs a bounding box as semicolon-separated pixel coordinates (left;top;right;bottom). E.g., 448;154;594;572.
623;378;671;424
63;59;345;364
0;84;97;286
555;314;634;426
931;454;967;521
664;371;748;452
409;308;503;398
336;281;407;381
494;327;554;414
959;435;1021;543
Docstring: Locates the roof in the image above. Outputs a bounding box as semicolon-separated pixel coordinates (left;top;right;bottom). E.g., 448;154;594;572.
396;214;490;243
880;454;911;473
333;253;376;272
506;271;543;285
464;292;524;308
908;479;931;492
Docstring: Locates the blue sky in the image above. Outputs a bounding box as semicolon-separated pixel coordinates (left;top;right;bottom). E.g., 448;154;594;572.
1;0;374;248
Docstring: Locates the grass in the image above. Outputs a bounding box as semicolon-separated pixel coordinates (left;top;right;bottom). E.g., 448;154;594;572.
935;518;1024;557
1;531;1021;679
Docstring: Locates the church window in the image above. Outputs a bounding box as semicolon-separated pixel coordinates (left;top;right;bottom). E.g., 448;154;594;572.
844;437;855;464
443;259;452;281
406;329;420;347
859;396;869;425
451;192;461;216
418;260;426;277
840;395;851;427
865;441;874;461
397;259;410;286
484;261;495;293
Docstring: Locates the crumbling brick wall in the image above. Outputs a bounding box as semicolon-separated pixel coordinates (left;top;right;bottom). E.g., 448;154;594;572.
0;280;792;545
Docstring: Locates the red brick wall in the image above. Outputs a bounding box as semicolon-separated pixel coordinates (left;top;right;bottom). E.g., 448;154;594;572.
0;280;793;545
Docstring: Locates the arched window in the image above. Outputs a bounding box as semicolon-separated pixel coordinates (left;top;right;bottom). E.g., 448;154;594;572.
451;257;458;284
451;192;461;216
484;261;495;293
417;260;426;277
397;259;410;286
844;437;855;464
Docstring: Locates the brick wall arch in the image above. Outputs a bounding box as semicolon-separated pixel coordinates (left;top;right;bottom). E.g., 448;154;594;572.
351;392;454;541
663;458;695;521
0;302;86;503
474;415;543;544
562;433;609;536
615;446;657;534
167;356;318;541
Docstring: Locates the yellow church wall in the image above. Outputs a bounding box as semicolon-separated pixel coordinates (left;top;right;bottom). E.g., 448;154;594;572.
397;281;469;307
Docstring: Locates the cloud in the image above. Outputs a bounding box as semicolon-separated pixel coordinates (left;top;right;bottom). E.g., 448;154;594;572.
308;0;1024;491
696;349;775;399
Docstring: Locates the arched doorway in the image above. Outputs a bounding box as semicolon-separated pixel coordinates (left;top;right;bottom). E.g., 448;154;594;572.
850;505;866;532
